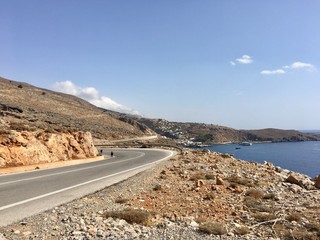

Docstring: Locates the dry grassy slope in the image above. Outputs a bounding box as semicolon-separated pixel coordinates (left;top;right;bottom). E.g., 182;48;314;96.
0;77;148;140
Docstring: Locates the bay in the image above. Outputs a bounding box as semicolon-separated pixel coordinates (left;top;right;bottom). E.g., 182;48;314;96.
203;141;320;178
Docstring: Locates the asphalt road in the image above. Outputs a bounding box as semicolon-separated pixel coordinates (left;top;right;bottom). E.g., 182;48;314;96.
0;148;175;226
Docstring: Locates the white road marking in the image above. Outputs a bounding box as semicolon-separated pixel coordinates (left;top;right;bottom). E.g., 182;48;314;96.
0;150;174;211
0;152;145;186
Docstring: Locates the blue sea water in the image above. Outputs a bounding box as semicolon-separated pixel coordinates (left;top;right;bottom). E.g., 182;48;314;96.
203;141;320;178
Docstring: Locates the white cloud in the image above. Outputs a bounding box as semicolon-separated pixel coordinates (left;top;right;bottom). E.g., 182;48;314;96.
236;55;253;64
290;61;315;71
230;61;236;66
52;80;139;115
260;69;286;75
261;61;315;75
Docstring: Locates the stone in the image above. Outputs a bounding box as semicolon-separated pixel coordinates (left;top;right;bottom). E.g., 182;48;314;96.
315;175;320;189
216;176;224;185
196;180;204;187
189;221;199;228
0;131;98;167
289;184;302;193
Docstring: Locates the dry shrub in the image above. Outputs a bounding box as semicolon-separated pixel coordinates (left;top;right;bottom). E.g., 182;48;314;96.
190;172;206;181
244;197;273;212
205;173;215;180
199;222;227;235
220;153;231;159
245;189;264;199
234;226;250;235
115;198;129;204
203;192;215;200
104;208;153;226
281;229;318;240
228;175;254;187
286;213;302;222
253;213;276;222
305;222;320;233
153;184;162;191
9;122;31;131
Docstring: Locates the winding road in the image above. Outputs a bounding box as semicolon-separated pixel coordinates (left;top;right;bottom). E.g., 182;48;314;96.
0;148;175;226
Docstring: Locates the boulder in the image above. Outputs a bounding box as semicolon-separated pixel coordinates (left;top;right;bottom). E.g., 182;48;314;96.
315;175;320;189
286;173;314;189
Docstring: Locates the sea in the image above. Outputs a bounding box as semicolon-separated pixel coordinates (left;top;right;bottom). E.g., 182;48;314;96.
202;141;320;178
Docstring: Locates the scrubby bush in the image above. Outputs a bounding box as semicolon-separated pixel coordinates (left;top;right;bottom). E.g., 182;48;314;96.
245;189;264;199
104;208;153;226
235;226;250;235
253;213;276;222
115;198;129;204
286;213;302;222
198;222;227;235
227;175;254;187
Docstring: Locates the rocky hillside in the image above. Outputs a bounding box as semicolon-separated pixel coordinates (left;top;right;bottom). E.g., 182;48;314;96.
135;118;320;146
0;77;151;140
0;76;151;167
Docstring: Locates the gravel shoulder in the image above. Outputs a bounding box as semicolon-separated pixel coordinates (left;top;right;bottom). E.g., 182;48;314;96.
0;149;319;240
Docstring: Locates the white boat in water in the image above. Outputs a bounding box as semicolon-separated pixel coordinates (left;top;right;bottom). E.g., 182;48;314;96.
239;142;253;146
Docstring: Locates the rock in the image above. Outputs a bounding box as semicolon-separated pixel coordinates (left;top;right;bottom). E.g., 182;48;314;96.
72;231;82;236
315;175;320;189
22;231;32;236
0;131;98;167
196;179;205;187
189;221;199;228
289;184;302;193
286;173;313;189
216;176;224;185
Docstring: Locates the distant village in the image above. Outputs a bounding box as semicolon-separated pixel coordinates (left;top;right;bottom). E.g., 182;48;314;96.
153;119;206;147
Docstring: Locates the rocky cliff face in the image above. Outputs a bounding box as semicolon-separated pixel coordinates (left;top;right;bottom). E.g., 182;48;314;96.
0;130;98;167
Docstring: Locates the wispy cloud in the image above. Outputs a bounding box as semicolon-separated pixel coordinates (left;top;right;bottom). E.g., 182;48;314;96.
230;61;236;66
52;80;139;115
260;69;286;75
285;61;315;71
236;55;253;64
261;61;316;75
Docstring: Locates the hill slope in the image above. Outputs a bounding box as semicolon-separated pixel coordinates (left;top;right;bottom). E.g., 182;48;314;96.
0;76;152;167
0;77;150;140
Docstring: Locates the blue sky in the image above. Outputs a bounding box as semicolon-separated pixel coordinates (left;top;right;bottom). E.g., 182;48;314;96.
1;1;319;130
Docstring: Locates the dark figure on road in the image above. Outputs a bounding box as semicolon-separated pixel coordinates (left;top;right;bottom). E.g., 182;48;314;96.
111;151;114;157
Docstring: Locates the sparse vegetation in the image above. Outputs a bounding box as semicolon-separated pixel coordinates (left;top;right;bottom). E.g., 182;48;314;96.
305;222;320;233
104;208;153;226
198;222;227;235
153;184;162;191
253;213;276;222
245;189;264;199
227;175;254;187
244;197;273;212
234;225;250;235
205;173;215;180
203;192;215;200
286;213;302;222
189;172;206;181
115;198;129;204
